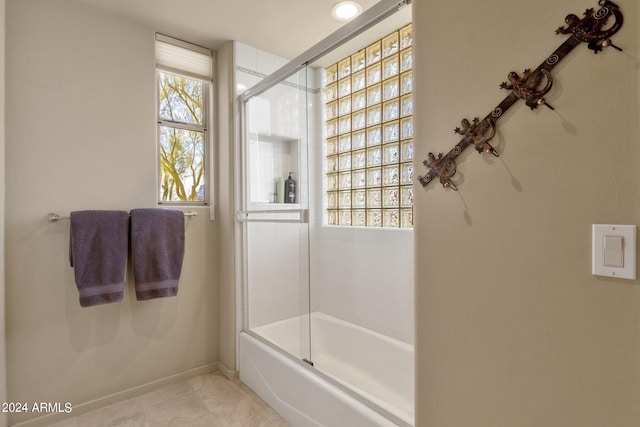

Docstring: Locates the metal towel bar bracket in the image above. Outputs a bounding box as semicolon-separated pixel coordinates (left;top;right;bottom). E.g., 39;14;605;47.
47;211;198;222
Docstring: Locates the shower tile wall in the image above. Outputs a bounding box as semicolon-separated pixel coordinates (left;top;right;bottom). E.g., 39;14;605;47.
235;42;284;88
246;221;306;328
310;226;414;345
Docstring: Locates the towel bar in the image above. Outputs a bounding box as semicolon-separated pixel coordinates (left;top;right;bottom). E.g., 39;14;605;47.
47;211;198;222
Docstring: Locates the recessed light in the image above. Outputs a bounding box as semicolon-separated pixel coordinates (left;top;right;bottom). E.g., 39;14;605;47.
331;1;362;21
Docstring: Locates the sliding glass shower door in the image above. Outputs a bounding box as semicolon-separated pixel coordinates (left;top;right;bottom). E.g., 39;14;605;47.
240;65;312;364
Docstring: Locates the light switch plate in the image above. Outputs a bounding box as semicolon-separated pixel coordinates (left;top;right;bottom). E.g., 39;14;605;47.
592;224;636;279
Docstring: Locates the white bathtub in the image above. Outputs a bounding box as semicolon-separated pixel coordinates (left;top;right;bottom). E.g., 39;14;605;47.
240;312;414;426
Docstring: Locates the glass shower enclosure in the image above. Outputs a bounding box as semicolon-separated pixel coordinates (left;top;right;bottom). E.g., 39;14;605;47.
238;1;414;425
239;66;312;364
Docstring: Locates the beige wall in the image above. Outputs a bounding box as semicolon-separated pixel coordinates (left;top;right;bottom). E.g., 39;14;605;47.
5;0;219;424
216;41;238;372
0;0;8;425
414;0;640;426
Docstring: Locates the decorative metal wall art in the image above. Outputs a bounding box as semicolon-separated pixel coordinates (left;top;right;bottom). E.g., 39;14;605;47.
417;0;624;191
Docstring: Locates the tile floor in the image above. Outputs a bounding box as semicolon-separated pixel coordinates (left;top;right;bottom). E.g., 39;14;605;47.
49;372;290;427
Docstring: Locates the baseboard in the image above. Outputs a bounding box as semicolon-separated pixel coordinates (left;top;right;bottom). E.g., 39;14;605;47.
11;362;220;427
217;361;239;380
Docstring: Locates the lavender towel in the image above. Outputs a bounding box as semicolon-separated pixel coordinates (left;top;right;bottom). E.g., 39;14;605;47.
69;210;129;307
130;209;185;301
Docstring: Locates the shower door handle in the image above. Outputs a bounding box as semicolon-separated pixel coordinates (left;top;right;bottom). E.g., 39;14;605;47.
236;209;308;223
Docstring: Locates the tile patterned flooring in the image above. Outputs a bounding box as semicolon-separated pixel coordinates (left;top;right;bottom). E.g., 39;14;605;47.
49;372;290;427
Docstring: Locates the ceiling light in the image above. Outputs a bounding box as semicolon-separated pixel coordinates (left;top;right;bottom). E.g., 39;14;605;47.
331;1;362;21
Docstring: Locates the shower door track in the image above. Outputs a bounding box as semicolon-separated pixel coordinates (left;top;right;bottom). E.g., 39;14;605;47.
239;0;411;103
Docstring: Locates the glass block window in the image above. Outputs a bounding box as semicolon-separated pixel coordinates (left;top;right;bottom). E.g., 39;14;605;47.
325;24;413;228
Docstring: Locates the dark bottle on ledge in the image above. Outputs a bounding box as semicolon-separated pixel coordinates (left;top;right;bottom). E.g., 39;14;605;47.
284;172;296;203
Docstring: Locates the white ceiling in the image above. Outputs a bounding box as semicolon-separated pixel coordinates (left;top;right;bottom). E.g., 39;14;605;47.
71;0;385;61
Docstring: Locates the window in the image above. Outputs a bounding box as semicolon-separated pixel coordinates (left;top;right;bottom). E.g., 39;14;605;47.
325;24;413;228
155;34;212;203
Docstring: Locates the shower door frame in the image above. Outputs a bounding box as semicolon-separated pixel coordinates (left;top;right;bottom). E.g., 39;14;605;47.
238;65;313;364
238;0;412;103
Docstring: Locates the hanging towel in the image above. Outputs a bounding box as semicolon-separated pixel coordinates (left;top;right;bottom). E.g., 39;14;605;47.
69;210;129;307
130;209;185;301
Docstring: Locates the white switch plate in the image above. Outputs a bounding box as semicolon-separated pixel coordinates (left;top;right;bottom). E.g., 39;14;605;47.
592;224;636;279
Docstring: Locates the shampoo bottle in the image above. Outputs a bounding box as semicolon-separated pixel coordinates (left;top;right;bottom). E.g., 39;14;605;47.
284;172;296;203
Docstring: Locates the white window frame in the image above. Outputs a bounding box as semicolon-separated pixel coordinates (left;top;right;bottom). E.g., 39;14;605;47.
155;34;212;205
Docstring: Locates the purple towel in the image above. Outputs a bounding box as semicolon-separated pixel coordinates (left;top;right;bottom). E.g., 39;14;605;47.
130;209;185;301
69;210;129;307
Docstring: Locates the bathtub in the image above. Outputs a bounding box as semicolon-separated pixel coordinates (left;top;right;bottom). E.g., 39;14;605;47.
240;312;414;426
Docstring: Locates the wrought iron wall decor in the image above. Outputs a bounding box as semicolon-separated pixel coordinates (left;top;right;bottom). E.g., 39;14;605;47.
417;0;624;191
